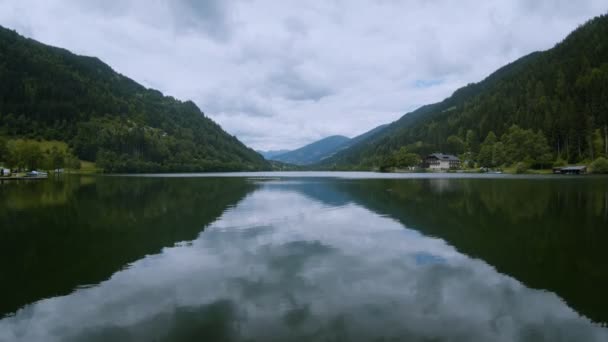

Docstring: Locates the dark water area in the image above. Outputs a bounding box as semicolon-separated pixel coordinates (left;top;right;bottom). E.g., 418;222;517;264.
1;173;607;341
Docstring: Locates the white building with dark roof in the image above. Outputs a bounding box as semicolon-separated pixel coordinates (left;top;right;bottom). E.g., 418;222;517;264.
424;153;461;170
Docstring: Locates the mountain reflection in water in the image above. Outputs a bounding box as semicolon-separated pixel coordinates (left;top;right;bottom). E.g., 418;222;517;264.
1;175;607;342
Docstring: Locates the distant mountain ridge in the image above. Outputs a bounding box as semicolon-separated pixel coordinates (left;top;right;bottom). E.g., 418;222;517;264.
257;150;291;160
268;124;390;165
0;25;269;172
271;135;351;165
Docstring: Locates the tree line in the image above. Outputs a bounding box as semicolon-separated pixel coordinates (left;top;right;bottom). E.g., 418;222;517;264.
371;125;608;173
0;137;80;172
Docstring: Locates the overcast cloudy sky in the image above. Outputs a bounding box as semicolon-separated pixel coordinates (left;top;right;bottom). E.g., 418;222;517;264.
1;0;607;150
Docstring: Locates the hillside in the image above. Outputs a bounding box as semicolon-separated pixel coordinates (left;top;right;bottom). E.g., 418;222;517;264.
272;135;351;165
0;26;269;173
337;124;389;151
321;14;608;169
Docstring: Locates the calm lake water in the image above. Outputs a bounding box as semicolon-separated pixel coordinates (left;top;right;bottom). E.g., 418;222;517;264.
1;172;607;341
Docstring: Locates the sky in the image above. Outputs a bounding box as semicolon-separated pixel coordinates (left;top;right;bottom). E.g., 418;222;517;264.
1;1;607;150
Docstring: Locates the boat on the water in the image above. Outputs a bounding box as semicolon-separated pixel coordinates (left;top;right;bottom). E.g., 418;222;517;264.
25;170;49;178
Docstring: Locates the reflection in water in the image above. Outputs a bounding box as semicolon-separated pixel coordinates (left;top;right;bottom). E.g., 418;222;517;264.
328;178;608;324
0;176;256;317
1;177;607;342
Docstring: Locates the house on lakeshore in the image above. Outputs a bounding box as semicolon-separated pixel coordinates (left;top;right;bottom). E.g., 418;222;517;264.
0;167;10;177
424;153;461;170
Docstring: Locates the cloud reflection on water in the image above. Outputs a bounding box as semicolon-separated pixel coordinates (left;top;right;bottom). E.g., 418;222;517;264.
1;182;606;342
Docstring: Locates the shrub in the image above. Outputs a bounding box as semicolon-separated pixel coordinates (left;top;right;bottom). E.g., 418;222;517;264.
590;157;608;174
515;162;528;174
553;157;567;167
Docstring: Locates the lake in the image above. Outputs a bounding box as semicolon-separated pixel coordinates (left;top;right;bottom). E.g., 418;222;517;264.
1;172;607;341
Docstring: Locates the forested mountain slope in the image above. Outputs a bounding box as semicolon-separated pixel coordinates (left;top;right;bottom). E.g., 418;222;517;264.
0;26;269;172
321;14;608;169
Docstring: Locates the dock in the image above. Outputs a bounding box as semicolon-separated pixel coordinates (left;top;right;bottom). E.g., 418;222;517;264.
0;176;49;181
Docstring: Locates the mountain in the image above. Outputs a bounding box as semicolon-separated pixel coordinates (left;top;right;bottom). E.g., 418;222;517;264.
267;125;389;165
338;124;389;150
320;14;608;169
0;26;269;173
272;135;351;165
257;149;291;160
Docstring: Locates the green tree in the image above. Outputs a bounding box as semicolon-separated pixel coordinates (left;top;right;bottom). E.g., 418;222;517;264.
515;162;529;174
478;146;493;168
532;131;554;169
502;125;553;169
41;150;54;171
590;157;608;174
483;131;498;146
50;146;66;170
446;135;465;155
493;142;506;167
96;150;120;173
14;141;44;170
591;129;605;158
5;140;19;169
66;154;81;170
478;132;504;168
0;135;8;164
393;147;420;168
466;130;479;154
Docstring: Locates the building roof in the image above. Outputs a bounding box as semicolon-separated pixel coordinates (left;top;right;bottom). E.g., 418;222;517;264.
427;153;460;161
560;165;587;171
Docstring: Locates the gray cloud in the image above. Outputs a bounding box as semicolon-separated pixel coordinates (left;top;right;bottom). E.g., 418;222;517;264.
0;0;607;150
168;0;233;40
65;0;233;39
265;66;333;102
202;91;275;118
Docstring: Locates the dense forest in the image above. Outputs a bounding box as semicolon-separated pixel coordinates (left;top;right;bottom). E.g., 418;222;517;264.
0;26;269;173
321;14;608;172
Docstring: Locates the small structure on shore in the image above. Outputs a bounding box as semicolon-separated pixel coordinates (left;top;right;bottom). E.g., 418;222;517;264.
25;170;49;179
553;165;587;175
424;153;461;170
0;167;10;177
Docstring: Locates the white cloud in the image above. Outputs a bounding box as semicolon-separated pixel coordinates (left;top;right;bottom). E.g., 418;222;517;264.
0;0;606;150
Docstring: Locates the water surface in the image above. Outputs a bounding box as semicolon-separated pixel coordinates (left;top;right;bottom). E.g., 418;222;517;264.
1;173;607;341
